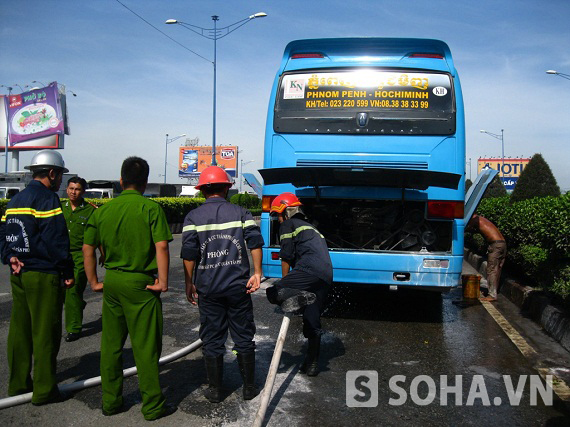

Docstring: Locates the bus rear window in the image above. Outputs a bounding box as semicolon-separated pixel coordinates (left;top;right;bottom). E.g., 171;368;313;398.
274;70;455;135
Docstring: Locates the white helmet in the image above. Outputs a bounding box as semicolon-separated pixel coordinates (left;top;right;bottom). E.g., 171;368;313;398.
24;150;69;173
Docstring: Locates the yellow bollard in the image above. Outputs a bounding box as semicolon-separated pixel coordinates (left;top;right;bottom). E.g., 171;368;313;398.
462;274;481;299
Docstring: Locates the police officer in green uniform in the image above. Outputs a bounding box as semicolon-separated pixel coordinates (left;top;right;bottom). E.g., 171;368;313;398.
83;157;177;421
0;150;75;405
62;176;97;342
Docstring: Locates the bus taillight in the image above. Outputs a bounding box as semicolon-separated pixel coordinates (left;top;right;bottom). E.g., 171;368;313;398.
409;53;444;59
262;195;276;212
427;201;464;219
291;53;325;59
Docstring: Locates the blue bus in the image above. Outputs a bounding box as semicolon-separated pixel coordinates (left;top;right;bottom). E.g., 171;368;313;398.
259;38;494;292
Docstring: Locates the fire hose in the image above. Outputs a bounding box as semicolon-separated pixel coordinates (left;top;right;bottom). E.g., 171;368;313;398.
0;278;270;411
0;338;203;410
253;312;292;427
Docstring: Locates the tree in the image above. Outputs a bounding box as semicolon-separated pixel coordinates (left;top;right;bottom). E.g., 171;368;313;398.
482;174;507;198
510;153;560;202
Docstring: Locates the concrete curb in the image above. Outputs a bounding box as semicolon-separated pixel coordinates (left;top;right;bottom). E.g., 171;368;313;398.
464;248;570;354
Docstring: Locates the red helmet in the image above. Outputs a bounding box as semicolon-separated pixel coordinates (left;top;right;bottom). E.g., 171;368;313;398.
195;165;233;189
270;192;302;214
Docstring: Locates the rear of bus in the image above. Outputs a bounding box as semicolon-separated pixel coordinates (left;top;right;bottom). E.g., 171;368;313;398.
260;38;468;292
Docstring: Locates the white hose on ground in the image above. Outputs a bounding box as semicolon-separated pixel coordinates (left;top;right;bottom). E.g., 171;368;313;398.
0;277;269;410
0;338;203;410
253;313;292;427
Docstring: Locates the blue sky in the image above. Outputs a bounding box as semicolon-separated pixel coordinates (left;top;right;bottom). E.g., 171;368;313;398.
1;0;569;191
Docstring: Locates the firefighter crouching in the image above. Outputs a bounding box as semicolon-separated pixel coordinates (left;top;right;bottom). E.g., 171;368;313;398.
181;166;264;403
266;192;333;376
0;150;75;405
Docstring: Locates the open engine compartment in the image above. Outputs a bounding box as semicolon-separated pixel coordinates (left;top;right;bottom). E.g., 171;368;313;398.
270;198;453;253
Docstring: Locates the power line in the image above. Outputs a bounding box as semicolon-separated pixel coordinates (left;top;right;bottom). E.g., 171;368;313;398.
114;0;211;64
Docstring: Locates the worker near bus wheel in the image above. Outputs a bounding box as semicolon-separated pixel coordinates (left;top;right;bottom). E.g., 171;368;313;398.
62;177;98;343
466;214;507;302
83;157;177;421
266;192;333;377
181;165;264;403
0;150;75;405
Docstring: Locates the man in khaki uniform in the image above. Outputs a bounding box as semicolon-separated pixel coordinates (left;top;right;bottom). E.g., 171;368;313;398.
62;176;97;342
83;157;176;420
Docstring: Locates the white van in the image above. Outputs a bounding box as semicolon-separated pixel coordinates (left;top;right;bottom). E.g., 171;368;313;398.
179;186;200;198
84;188;113;199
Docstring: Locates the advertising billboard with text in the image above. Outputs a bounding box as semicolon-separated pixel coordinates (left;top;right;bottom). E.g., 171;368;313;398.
4;82;66;150
477;157;531;191
179;145;238;178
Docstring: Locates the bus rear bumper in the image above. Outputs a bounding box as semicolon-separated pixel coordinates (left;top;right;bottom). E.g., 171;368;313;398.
262;248;462;289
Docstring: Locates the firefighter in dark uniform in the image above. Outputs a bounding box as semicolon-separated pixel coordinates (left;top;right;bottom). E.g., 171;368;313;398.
83;157;176;421
62;176;97;342
0;150;75;405
181;165;264;403
266;192;333;376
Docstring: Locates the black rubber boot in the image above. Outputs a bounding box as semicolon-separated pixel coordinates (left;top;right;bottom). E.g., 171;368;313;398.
203;355;223;403
303;336;321;377
237;352;257;400
281;290;317;313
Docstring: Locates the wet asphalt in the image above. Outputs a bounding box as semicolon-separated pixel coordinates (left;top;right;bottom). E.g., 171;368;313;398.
0;235;569;426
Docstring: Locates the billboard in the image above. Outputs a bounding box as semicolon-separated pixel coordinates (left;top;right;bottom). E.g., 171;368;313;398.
2;95;63;151
477;157;531;191
3;82;66;150
179;145;238;178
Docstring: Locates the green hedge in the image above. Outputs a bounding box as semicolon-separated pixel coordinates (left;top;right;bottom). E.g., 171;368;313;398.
466;193;570;300
146;197;204;223
83;197;206;224
0;196;258;223
230;193;261;210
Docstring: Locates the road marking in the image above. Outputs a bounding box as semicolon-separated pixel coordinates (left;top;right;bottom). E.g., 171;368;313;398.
481;300;570;403
0;293;10;298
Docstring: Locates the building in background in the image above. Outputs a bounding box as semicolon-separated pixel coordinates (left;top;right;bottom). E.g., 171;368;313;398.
478;157;531;192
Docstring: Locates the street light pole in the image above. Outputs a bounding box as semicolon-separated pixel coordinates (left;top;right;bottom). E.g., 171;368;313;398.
212;15;218;166
165;12;267;167
1;85;13;173
546;70;570;81
480;129;505;180
164;133;186;184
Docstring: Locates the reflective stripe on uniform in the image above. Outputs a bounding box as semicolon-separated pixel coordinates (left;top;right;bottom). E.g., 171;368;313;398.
280;225;324;240
2;207;63;221
183;219;257;233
